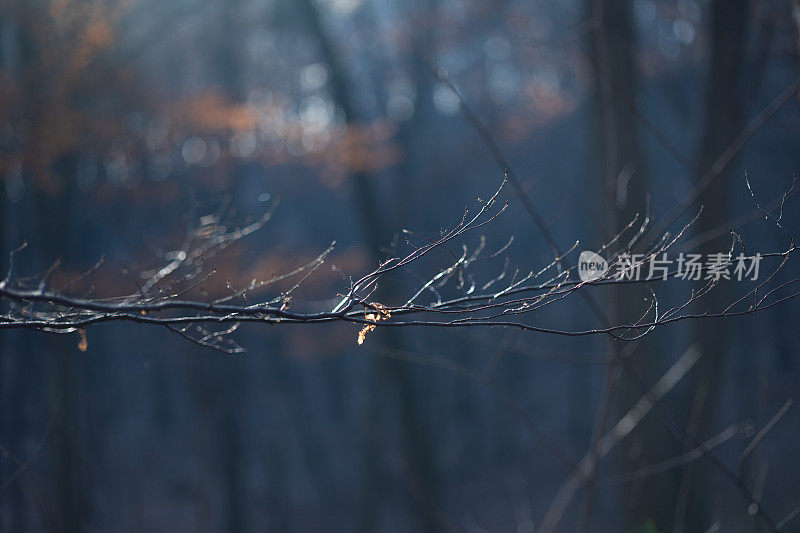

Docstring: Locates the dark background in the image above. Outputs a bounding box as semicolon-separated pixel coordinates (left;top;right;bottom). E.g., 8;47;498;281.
2;0;800;531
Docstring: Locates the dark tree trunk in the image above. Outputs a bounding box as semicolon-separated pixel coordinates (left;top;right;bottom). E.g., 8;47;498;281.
685;0;751;529
584;0;673;529
295;1;441;531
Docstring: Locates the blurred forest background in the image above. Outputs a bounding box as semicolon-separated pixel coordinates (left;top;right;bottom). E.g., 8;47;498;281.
2;0;800;531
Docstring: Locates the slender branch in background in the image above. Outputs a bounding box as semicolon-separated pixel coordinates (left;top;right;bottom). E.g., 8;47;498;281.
643;76;800;246
539;345;702;533
737;399;793;479
777;506;800;530
598;422;751;487
426;62;563;263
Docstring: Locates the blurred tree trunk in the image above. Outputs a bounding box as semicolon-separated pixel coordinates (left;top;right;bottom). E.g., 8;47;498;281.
32;157;85;533
184;3;248;531
0;10;12;527
589;4;643;238
216;3;246;531
685;0;750;529
0;12;28;533
11;7;89;529
295;2;441;531
584;0;674;529
44;209;83;533
0;9;90;531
